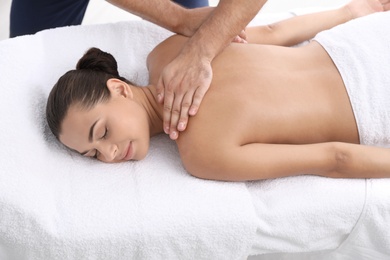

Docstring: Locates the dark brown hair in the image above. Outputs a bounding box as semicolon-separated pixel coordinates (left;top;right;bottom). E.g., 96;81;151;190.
46;47;134;139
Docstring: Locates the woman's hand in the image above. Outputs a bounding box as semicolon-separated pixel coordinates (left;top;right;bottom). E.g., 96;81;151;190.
346;0;390;19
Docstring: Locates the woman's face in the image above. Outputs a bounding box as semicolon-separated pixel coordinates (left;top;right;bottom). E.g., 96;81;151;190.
59;79;150;163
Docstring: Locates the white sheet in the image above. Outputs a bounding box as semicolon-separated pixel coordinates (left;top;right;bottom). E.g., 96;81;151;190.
0;11;390;260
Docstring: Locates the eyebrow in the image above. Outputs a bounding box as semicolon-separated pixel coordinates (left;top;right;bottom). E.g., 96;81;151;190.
80;119;98;156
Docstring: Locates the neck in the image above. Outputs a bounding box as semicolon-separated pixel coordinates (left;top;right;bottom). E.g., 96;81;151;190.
132;85;164;137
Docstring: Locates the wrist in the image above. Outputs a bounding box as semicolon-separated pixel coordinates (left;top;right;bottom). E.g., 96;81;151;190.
340;5;354;23
175;7;215;37
168;8;189;35
182;32;217;63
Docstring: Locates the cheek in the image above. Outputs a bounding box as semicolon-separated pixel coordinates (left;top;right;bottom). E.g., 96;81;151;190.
111;107;149;138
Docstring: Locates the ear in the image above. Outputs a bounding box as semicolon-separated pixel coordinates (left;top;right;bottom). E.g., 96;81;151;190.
106;78;134;99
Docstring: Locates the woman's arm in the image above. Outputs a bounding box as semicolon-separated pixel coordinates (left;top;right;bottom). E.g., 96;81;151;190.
146;0;388;76
246;0;387;46
182;141;390;181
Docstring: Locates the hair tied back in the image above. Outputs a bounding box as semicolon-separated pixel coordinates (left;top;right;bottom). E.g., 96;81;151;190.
76;47;120;77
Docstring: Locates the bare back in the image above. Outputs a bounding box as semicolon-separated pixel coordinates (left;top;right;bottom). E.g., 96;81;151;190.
147;35;359;179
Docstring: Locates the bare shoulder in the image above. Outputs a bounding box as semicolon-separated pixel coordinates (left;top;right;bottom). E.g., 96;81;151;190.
175;109;244;180
146;34;189;84
176;127;226;179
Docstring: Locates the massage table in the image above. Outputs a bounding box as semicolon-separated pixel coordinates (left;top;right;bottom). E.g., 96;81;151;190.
0;10;389;260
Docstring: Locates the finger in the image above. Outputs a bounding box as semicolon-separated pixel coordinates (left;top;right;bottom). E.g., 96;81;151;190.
232;35;247;44
238;29;247;42
189;82;209;117
156;76;165;104
168;90;184;138
163;85;175;134
169;130;179;140
177;91;194;132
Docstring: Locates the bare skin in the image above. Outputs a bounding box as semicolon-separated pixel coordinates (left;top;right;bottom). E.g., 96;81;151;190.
160;0;390;139
146;1;390;181
107;0;266;139
146;35;360;181
59;1;390;181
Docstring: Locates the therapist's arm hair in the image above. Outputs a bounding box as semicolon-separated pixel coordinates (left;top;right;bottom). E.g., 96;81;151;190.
246;0;387;46
153;0;267;141
182;0;267;62
106;0;212;36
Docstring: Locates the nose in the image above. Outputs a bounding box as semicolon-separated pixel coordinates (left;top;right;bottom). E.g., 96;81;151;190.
97;142;118;162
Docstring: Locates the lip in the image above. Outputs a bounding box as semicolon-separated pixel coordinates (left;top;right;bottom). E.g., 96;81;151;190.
122;142;133;161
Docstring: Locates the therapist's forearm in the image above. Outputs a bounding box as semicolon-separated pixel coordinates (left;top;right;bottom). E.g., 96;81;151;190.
183;0;267;61
106;0;186;33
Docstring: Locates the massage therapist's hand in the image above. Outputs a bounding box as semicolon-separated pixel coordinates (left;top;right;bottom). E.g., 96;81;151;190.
156;32;246;141
156;51;213;140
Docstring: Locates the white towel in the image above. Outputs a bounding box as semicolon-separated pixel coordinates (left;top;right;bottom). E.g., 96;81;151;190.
0;20;259;260
314;12;390;147
247;176;366;255
247;178;390;260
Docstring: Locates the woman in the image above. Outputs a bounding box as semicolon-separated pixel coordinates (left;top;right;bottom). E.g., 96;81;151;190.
46;0;390;181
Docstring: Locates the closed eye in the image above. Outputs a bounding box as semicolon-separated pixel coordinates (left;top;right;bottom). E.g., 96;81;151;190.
101;127;108;139
93;128;107;158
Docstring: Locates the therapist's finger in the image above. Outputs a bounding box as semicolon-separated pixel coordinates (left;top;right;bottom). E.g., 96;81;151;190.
238;29;247;42
168;90;185;140
162;83;176;135
177;91;194;132
188;67;212;117
232;30;248;43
